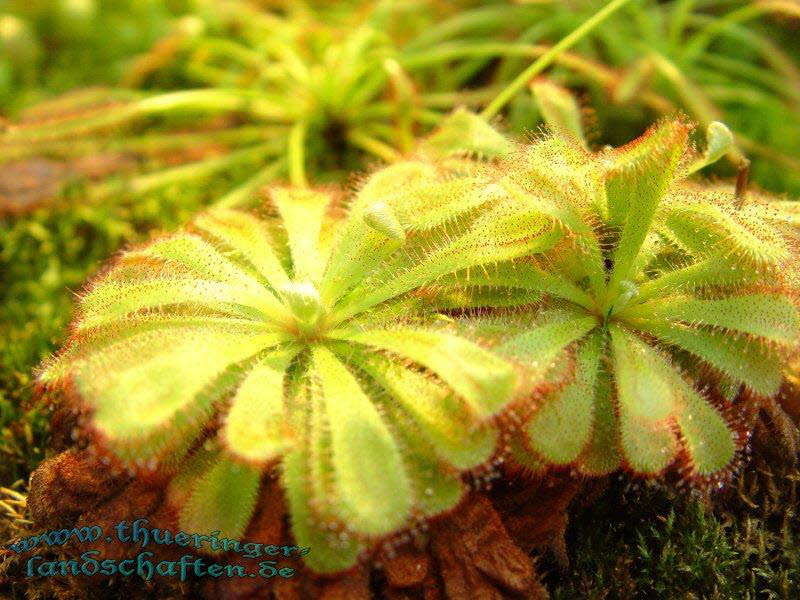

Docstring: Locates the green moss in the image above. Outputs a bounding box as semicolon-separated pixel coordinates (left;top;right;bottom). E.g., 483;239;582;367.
0;175;229;486
552;455;800;599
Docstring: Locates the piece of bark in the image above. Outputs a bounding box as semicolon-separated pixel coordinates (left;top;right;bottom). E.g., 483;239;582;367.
382;550;430;588
316;566;371;600
23;451;567;600
430;494;546;600
26;449;130;528
73;481;175;561
489;474;584;568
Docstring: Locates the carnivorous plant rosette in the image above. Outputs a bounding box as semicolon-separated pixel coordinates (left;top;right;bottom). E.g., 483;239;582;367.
467;116;800;482
33;113;562;573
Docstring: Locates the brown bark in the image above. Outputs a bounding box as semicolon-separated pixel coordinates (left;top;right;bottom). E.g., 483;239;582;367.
20;450;588;600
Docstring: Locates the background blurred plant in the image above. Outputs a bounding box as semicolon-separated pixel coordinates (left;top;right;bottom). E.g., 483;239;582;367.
0;0;182;114
5;0;799;209
417;0;800;197
0;0;556;216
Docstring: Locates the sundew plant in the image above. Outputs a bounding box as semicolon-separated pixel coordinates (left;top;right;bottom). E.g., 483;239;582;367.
472;116;800;481
34;111;558;573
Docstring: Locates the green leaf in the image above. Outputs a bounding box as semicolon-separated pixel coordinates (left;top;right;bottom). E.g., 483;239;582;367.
416;284;538;310
356;167;507;236
497;315;598;383
492;168;607;296
420;107;510;159
322;220;403;307
618;408;677;475
577;368;621;475
76;277;280;330
179;454;261;542
662;199;790;269
611;326;676;422
303;376;339;527
338;200;562;317
684;121;734;175
438;260;595;310
349;161;439;214
282;447;363;574
311;346;411;536
342;345;497;469
166;442;220;508
625;294;800;344
129;233;258;286
193;208;291;291
531;79;587;149
511;137;595;198
124;233;290;321
606;120;690;294
527;331;602;464
381;399;464;516
632;320;782;396
363;201;406;241
610;325;736;476
508;429;549;474
634;258;761;306
610;326;678;474
279;281;326;330
221;347;300;464
320;163;420;303
71;326;283;462
270;187;331;282
670;375;736;477
339;328;515;419
41;315;281;384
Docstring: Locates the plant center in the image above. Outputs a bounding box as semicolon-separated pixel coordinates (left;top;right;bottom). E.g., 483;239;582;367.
279;281;327;340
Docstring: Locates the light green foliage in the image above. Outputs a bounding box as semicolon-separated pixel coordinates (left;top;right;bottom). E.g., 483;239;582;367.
419;107;511;160
477;117;800;480
0;0;545;211
20;106;800;580
480;0;800;196
531;78;588;149
0;0;177;115
685;121;735;176
37;118;558;572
